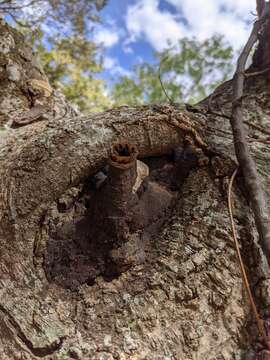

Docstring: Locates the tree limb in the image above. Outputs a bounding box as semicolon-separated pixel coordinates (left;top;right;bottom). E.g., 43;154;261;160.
257;0;266;17
230;4;270;265
0;105;198;230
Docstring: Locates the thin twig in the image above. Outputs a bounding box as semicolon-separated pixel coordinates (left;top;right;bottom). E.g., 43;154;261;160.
230;4;270;265
245;120;270;137
245;66;270;77
248;138;270;145
227;168;270;350
0;0;38;11
5;11;31;28
187;103;270;139
158;55;174;104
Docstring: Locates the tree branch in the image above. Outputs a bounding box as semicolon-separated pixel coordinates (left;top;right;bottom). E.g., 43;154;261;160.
257;0;266;17
0;105;192;230
0;0;40;11
230;4;270;265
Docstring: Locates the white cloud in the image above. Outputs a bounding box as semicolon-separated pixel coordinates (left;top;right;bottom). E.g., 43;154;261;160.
125;0;184;51
103;57;132;77
122;41;134;54
166;0;255;48
125;0;256;51
94;26;120;48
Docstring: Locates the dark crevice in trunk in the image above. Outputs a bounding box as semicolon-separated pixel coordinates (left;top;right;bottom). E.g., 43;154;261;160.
41;144;205;290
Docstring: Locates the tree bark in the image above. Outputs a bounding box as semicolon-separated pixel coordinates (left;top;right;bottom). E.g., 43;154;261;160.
253;1;270;70
1;19;270;360
231;5;270;266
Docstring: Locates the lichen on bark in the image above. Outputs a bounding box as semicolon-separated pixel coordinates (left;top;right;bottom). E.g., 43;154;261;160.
1;19;270;360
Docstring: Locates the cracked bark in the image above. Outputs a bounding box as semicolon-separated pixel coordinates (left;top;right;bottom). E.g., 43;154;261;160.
2;18;270;360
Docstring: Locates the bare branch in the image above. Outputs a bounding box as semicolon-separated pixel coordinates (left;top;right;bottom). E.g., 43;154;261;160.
158;55;174;104
257;0;266;17
0;0;39;11
0;0;13;5
230;4;270;265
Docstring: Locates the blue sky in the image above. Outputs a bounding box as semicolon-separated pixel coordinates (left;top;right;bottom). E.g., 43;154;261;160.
92;0;256;81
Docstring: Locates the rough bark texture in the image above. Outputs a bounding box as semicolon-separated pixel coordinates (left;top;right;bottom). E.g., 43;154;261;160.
1;20;270;360
231;7;270;266
0;18;79;129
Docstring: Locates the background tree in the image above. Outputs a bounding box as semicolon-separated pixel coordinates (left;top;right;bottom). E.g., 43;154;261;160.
0;0;111;112
112;36;234;106
35;33;111;112
0;2;235;112
0;0;107;30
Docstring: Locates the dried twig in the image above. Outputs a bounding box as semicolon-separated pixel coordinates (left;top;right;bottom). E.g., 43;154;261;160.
158;55;174;104
245;120;270;137
245;66;270;77
227;168;270;350
230;4;270;265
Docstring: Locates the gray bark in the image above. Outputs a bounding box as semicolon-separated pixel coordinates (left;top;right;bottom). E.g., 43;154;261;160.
1;19;270;360
231;7;270;267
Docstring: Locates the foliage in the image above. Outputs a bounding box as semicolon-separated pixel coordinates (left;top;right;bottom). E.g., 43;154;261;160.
35;33;111;112
0;0;107;32
112;36;234;106
1;0;110;113
1;2;234;111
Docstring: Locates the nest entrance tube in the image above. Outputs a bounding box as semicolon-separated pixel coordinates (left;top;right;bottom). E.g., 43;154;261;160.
109;142;139;167
101;141;141;272
86;141;145;275
105;141;138;245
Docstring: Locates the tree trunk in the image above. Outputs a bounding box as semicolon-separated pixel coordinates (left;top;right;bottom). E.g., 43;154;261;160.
1;20;270;360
